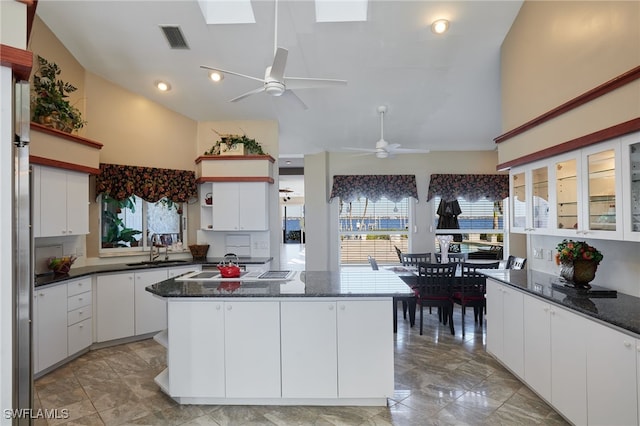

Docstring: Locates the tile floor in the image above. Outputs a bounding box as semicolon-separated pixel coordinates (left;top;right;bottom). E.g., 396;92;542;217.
34;304;568;426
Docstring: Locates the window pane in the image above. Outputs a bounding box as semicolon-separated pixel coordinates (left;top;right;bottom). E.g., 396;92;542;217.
339;197;409;264
101;195;143;248
148;199;183;246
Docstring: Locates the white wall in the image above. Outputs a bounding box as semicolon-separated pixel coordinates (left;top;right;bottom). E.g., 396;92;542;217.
528;234;640;297
305;150;503;271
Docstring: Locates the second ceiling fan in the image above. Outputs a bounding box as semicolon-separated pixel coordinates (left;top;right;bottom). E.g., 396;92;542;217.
347;106;430;158
200;0;347;109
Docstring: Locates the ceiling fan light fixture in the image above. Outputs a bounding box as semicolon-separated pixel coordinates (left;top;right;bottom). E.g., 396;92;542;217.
209;71;224;82
265;81;285;96
376;150;389;159
431;19;449;34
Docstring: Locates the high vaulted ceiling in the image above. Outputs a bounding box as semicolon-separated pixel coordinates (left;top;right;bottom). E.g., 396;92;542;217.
36;0;523;158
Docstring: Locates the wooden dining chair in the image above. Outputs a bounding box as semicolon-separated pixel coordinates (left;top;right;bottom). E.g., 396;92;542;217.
415;262;456;335
452;262;500;336
394;245;403;263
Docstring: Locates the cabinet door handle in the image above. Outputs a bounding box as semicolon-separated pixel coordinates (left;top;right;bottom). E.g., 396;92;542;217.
227;305;232;311
79;311;83;315
328;305;334;311
216;305;221;310
79;324;83;328
623;341;631;348
339;305;346;311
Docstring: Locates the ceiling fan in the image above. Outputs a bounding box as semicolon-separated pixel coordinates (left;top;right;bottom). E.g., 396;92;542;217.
200;0;347;109
346;106;431;159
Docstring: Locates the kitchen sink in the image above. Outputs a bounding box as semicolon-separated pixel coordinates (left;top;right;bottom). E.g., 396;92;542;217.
126;259;189;267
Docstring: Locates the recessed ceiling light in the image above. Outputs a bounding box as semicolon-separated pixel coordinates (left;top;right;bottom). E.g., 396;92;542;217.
155;81;171;91
431;19;449;34
209;71;224;82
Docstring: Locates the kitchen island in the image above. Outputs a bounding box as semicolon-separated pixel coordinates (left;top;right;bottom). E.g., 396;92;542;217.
146;269;413;406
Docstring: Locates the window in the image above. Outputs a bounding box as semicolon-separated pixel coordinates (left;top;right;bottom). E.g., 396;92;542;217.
100;194;186;253
433;196;504;253
338;197;410;264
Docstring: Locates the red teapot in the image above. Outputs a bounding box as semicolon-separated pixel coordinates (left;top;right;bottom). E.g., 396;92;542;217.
217;254;241;278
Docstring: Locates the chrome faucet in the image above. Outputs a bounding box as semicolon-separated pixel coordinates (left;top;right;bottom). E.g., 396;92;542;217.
149;233;161;261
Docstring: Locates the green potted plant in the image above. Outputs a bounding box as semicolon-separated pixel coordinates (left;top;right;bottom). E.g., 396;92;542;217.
101;195;142;248
204;130;266;155
31;55;87;133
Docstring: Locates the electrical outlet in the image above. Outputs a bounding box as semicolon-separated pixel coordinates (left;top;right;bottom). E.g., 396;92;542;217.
545;249;553;261
533;248;543;259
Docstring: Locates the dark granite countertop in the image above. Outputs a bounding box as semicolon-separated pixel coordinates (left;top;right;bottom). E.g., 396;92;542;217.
482;269;640;337
146;270;415;298
34;257;272;287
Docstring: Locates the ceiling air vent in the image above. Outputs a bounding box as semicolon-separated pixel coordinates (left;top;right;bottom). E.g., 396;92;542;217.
160;25;189;49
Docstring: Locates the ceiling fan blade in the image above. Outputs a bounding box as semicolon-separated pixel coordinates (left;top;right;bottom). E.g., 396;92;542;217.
280;90;308;110
389;148;431;154
344;147;378;153
269;47;288;81
229;87;266;102
284;77;348;90
200;65;265;84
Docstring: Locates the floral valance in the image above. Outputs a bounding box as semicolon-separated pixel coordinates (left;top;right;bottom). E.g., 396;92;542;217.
329;175;418;203
96;163;197;203
427;174;508;202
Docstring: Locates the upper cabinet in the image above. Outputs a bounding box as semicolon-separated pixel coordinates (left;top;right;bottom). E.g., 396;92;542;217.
621;133;640;241
510;132;638;241
510;161;552;234
33;165;89;238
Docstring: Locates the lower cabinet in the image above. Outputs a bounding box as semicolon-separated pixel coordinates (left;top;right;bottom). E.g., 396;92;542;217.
281;300;338;398
96;273;135;342
165;298;393;403
34;284;68;373
486;280;524;377
490;278;640;426
134;269;169;335
34;277;93;374
585;320;638;426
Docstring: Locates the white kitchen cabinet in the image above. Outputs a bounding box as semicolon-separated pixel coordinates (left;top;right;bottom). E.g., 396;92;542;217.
621;132;640;241
134;269;169;335
34;283;68;373
67;277;92;355
510;161;552;234
586;320;638;426
168;300;226;398
485;279;524;377
281;300;338;398
337;299;394;398
33;165;89;237
550;303;587;426
96;273;135;342
523;295;551;402
224;300;281;398
208;182;269;231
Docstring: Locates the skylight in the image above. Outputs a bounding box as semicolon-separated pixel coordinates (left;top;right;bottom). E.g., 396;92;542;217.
315;0;368;23
198;0;256;25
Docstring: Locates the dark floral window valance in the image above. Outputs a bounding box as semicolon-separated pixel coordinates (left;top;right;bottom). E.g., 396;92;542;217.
427;174;508;202
96;163;197;203
329;175;418;203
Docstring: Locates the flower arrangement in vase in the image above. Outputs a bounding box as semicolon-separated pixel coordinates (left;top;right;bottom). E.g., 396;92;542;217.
555;239;603;289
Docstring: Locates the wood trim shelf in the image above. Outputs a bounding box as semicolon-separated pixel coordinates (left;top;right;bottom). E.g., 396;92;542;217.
31;122;104;149
30;155;101;175
196;176;274;184
0;43;32;81
497;118;640;171
195;155;276;164
494;66;640;145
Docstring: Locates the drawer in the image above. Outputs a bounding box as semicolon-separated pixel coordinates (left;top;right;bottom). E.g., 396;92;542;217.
68;318;92;355
68;304;92;326
67;277;92;297
67;291;91;311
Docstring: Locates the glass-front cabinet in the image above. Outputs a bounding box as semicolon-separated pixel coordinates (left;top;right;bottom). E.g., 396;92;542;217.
581;142;622;239
555;156;579;232
622;133;640;241
509;161;552;234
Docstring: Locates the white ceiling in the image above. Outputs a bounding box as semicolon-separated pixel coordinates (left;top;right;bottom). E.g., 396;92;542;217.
36;0;523;164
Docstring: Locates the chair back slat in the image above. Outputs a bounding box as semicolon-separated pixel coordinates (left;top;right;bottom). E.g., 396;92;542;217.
435;252;467;264
416;262;456;297
401;252;432;266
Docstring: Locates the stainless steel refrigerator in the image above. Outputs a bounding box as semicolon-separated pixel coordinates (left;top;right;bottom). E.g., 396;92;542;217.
13;80;33;425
